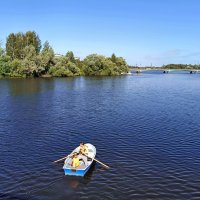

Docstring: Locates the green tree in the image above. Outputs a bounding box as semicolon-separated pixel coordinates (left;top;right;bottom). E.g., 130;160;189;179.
49;54;80;77
40;41;55;73
6;31;41;60
6;32;26;59
21;45;44;77
25;31;41;54
111;53;117;63
6;33;16;59
83;54;106;76
15;32;26;59
9;59;24;77
3;31;130;77
0;55;11;76
65;51;76;63
83;54;128;76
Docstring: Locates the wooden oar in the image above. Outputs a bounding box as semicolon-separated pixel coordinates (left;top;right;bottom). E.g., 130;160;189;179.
53;156;68;163
53;153;74;163
93;157;110;169
83;153;110;169
54;153;110;168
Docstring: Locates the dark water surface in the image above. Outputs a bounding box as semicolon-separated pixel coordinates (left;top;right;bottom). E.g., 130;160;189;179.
1;73;200;200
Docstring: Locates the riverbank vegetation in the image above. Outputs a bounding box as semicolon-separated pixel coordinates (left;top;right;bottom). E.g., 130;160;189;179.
129;64;200;70
0;31;129;78
162;64;200;70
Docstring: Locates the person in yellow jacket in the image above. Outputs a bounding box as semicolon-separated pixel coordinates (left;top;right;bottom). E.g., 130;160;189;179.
71;153;80;168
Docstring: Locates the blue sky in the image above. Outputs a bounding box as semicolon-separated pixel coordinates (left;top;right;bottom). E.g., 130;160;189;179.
1;0;200;66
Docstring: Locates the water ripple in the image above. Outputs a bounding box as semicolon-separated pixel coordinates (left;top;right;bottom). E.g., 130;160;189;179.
0;75;200;199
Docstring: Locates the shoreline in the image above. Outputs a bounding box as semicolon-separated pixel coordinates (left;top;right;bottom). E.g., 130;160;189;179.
0;73;127;79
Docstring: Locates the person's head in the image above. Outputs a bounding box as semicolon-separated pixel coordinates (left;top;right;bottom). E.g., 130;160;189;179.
73;152;78;157
80;142;84;146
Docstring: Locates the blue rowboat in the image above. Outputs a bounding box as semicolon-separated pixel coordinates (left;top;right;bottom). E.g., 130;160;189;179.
63;143;96;176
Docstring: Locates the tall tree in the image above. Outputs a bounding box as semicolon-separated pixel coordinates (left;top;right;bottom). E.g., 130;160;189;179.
6;31;41;60
25;31;41;54
66;51;76;63
41;41;51;54
20;45;43;77
111;53;117;63
6;33;16;59
40;41;55;72
15;32;26;59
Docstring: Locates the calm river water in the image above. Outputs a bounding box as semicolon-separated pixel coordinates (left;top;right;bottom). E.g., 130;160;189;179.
1;72;200;200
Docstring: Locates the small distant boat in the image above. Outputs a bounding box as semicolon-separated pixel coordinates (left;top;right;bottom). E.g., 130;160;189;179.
63;143;96;176
163;70;171;73
190;70;199;74
136;70;142;73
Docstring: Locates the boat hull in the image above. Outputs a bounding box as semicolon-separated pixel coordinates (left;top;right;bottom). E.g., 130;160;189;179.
63;164;92;176
63;143;96;176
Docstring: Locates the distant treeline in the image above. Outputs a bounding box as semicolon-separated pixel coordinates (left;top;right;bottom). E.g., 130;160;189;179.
129;64;200;70
0;31;129;77
162;64;200;69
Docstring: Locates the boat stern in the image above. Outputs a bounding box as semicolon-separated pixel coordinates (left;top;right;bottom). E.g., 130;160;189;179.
63;168;85;176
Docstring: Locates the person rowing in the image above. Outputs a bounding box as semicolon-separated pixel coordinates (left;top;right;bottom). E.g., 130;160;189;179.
80;142;88;155
78;142;88;166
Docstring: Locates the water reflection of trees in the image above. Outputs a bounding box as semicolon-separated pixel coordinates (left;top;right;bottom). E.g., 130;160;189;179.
7;78;55;96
